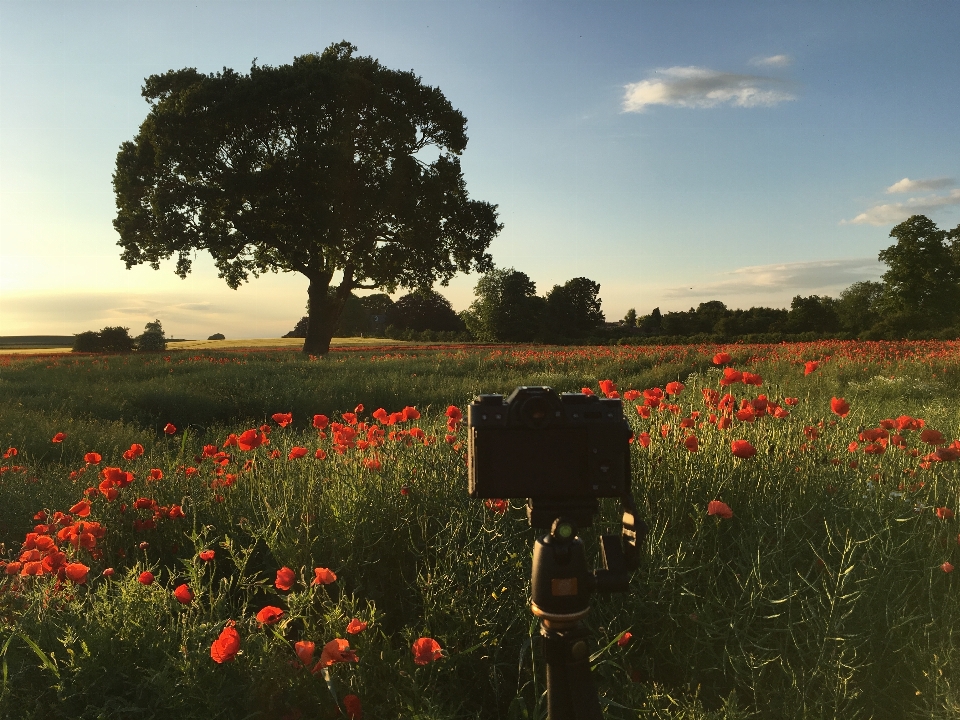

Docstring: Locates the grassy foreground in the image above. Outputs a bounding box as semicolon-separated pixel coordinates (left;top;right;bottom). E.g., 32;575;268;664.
1;340;960;719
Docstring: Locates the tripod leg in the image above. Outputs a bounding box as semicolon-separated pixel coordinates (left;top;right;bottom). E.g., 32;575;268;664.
542;624;603;720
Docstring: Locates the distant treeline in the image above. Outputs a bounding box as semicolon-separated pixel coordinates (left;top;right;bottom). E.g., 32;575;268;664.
285;214;960;344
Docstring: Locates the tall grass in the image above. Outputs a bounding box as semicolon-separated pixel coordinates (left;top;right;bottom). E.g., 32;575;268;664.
1;340;959;718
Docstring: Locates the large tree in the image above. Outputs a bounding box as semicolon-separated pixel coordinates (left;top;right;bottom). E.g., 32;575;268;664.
461;268;544;342
543;277;605;338
113;42;501;354
877;215;960;325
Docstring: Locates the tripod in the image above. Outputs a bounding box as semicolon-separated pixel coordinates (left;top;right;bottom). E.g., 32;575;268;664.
527;496;643;720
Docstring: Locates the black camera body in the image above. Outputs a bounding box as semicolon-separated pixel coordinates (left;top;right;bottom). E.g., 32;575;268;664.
467;386;632;500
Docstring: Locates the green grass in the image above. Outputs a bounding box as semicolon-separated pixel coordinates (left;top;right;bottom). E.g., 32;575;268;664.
1;340;960;719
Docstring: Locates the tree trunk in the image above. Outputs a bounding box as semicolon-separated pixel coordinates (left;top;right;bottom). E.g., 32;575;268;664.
302;273;352;355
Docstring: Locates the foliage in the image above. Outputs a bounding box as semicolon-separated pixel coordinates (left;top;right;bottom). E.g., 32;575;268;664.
113;41;501;355
136;320;167;352
2;341;960;718
71;327;135;354
461;268;544;342
207;334;226;341
386;289;465;333
542;277;605;340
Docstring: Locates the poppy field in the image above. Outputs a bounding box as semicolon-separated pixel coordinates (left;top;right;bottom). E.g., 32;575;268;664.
2;340;960;719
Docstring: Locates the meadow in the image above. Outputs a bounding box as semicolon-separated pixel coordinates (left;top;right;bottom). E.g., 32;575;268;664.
1;340;959;719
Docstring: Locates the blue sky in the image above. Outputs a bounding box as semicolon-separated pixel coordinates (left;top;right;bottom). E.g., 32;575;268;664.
1;0;958;338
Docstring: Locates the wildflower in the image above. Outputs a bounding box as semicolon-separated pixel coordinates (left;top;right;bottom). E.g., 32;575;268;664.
316;638;358;668
485;498;509;514
707;500;733;519
712;352;732;365
598;379;619;398
64;562;90;584
741;372;762;386
272;413;293;428
313;414;330;430
830;397;850;418
210;622;240;663
720;368;742;386
617;632;633;647
288;447;308;460
665;381;685;396
173;584;193;604
313;567;337;585
920;429;947;446
256;606;285;625
149;468;163;481
84;452;101;464
683;435;699;452
69;499;91;517
784;397;799;406
730;440;756;459
2;447;16;459
412;637;443;665
102;567;114;577
163;423;177;435
401;406;420;421
346;618;368;634
937;507;955;520
52;432;67;443
122;443;145;460
138;571;155;585
943;562;954;574
343;694;362;720
199;550;215;561
238;429;265;451
637;432;651;449
314;449;327;460
294;640;315;666
276;566;296;591
804;361;819;375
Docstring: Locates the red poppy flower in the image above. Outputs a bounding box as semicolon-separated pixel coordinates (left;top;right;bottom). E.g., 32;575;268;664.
665;381;685;396
199;549;215;561
315;639;358;669
485;498;509;514
84;452;101;464
637;432;651;449
830;397;850;418
163;423;177;435
712;352;732;365
720;368;742;386
64;562;89;584
707;500;733;519
149;468;163;481
272;413;293;428
598;379;618;397
936;507;955;520
581;387;595;396
784;397;799;406
2;447;16;459
312;567;337;585
294;640;315;666
173;584;193;604
210;622;241;663
288;447;308;460
69;499;91;518
445;406;463;424
617;631;633;647
256;606;285;625
343;694;362;720
346;618;368;634
314;449;327;460
730;440;756;459
942;562;954;573
412;637;443;665
275;566;296;591
102;567;114;577
138;571;155;585
921;429;947;446
804;361;819;376
51;432;67;443
741;372;762;386
238;429;265;451
683;435;699;452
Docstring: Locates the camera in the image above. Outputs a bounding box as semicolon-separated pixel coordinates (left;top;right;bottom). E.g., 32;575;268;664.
467;386;632;500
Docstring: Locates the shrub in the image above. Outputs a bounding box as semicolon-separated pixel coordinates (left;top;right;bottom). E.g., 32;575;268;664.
208;333;226;340
136;320;166;352
72;331;102;353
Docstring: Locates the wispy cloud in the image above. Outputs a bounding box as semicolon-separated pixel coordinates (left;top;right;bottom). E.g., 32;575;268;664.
660;258;884;301
844;188;960;226
886;177;955;193
750;54;792;67
623;66;796;112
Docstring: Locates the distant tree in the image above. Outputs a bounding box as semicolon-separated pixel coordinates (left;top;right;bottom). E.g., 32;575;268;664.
462;268;543;342
208;333;226;340
622;308;638;327
543;277;605;338
836;281;885;334
877;215;960;326
784;295;841;334
715;307;788;336
387;289;464;332
637;307;663;335
661;308;697;336
285;292;370;337
136;319;166;352
72;331;102;353
113;42;501;356
359;293;396;317
86;327;135;353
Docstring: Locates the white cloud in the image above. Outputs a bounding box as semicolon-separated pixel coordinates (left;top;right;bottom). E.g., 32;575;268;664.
844;189;960;226
622;66;796;112
660;257;884;302
750;54;792;67
885;177;955;193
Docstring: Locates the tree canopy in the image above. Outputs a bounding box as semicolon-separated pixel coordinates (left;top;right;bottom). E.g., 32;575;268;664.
113;42;501;354
462;268;544;342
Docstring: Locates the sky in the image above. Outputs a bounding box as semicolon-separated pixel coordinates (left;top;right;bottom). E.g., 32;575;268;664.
1;0;958;339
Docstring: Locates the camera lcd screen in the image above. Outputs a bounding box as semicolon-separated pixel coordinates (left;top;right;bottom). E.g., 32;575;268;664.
469;428;590;497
